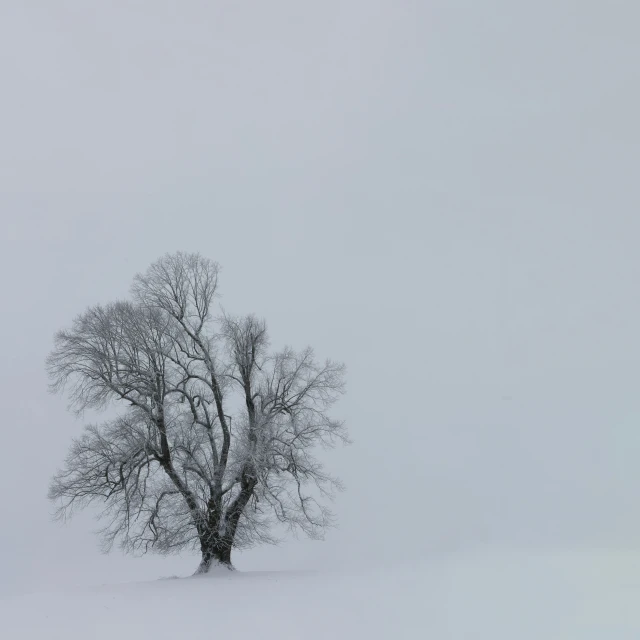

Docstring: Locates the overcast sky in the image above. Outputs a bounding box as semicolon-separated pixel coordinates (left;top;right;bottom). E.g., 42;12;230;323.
1;0;639;593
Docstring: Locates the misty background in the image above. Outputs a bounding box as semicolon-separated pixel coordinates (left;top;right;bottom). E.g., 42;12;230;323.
1;1;639;594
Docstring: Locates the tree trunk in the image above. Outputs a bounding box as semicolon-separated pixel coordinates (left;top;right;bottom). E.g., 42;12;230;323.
194;477;255;575
194;537;234;575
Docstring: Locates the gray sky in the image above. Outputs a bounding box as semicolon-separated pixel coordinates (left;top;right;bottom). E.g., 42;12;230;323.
1;0;640;592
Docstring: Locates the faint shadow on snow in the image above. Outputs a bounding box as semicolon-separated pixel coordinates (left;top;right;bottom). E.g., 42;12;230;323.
160;568;320;581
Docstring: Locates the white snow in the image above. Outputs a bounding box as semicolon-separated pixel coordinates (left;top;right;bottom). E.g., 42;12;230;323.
1;549;639;639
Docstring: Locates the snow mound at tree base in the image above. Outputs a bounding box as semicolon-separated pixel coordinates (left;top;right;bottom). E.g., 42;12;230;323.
192;561;236;578
1;550;639;639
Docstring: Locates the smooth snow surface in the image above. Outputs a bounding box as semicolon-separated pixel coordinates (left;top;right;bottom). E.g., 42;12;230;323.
2;551;639;639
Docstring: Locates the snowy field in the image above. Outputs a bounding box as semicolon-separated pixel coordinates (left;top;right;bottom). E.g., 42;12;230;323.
2;550;639;639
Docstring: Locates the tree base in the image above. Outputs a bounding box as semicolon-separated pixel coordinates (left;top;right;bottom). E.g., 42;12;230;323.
193;558;235;576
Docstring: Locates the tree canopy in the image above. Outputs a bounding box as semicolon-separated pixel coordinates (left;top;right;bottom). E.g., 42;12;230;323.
48;252;347;572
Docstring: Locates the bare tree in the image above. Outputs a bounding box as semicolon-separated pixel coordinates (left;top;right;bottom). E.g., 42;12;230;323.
48;252;347;573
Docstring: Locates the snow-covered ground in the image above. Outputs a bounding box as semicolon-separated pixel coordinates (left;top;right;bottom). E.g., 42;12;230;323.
2;549;639;639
